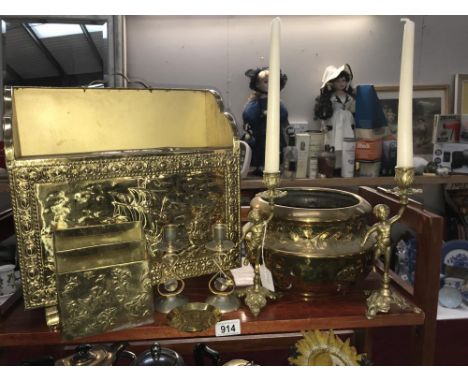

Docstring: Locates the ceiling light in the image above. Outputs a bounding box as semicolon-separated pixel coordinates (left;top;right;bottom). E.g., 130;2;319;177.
29;23;82;39
86;23;107;39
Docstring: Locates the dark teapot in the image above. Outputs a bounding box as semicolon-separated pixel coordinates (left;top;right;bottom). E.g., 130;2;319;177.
131;343;185;366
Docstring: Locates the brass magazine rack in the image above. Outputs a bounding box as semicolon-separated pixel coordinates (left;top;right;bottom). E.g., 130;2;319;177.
3;87;241;326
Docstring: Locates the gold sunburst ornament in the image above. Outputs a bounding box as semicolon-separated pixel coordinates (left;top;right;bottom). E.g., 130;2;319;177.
289;330;364;366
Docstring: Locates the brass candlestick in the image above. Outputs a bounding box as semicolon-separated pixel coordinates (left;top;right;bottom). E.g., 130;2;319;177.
259;171;287;201
391;166;422;204
154;224;189;313
362;167;422;319
205;223;240;313
237;172;284;317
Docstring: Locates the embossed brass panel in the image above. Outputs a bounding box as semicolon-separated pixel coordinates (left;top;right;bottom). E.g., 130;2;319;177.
4;86;241;310
54;222;154;339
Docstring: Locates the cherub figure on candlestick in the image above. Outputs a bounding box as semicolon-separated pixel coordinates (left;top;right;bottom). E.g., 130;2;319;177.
314;64;355;171
237;206;277;317
361;204;405;273
241;67;289;176
361;203;420;319
242;207;273;265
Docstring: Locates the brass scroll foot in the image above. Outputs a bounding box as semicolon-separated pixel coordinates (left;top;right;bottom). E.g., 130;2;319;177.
365;288;422;320
236;285;279;317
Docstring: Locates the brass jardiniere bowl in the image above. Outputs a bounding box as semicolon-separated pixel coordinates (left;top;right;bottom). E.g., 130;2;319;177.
250;187;373;298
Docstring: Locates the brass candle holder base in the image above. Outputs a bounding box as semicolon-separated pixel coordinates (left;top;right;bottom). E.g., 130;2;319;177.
205;268;240;314
155;294;189;314
236;265;279;317
365;275;421;319
206;294;241;314
205;271;240;313
155;279;189;314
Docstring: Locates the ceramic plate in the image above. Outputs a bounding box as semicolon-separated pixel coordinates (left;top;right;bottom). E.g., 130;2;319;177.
442;240;468;274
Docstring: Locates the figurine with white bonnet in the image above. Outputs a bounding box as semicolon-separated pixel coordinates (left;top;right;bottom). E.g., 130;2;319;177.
314;64;356;170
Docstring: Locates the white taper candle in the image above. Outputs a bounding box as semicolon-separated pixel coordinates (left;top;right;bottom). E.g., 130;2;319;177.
264;17;281;173
396;18;415;168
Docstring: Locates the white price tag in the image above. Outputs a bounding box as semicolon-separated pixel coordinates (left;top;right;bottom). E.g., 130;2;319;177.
215;319;241;337
259;264;275;292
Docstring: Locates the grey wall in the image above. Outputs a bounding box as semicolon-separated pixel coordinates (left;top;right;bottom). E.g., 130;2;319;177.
126;15;468;132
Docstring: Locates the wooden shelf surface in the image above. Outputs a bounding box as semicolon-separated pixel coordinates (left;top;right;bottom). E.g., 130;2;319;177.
240;175;468;189
0;274;424;348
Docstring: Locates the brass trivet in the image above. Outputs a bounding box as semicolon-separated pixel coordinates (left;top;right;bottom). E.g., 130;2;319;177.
166;302;221;332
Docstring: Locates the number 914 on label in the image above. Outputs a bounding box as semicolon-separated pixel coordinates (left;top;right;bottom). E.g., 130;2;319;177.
215;319;241;337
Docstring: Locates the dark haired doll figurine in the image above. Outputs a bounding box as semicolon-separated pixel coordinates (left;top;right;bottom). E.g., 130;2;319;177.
241;67;289;176
314;64;355;170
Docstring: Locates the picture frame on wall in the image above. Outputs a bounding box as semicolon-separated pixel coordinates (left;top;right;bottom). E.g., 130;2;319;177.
375;85;449;156
454;74;468;114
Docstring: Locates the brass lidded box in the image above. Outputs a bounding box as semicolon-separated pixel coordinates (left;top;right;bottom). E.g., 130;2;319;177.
54;222;154;339
3;86;241;313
